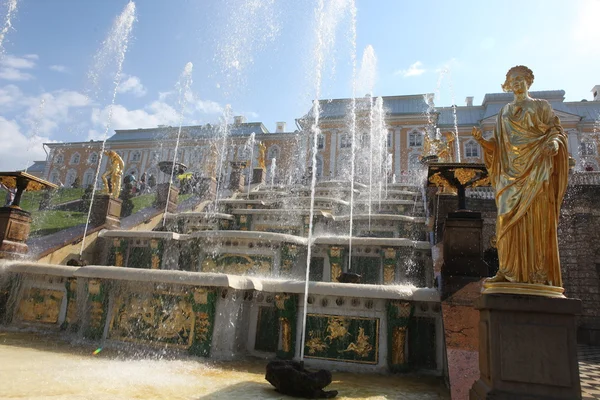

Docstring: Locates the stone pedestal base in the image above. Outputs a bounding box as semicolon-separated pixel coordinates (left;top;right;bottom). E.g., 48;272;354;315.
443;211;489;278
470;294;582;400
0;207;32;259
156;183;179;213
229;162;247;192
252;168;266;185
89;194;122;229
197;177;217;201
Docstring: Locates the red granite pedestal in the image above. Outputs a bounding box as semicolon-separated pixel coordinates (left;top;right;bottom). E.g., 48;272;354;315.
252;168;266;185
0;207;32;259
470;294;582;400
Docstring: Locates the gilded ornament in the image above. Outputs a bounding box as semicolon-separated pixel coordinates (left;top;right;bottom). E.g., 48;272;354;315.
306;331;328;355
339;327;373;358
326;317;349;342
391;326;407;365
280;317;292;353
453;168;477;185
383;265;395;284
392;301;412;318
330;246;341;258
193;288;208;305
471;176;491;188
16;288;63;324
331;263;342;282
274;294;289;310
384;248;396;259
195;312;211;343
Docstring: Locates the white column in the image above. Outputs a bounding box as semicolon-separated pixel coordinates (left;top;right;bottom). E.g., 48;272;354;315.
394;127;401;175
329;130;337;177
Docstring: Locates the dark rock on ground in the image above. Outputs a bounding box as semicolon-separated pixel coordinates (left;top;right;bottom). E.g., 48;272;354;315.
265;360;338;399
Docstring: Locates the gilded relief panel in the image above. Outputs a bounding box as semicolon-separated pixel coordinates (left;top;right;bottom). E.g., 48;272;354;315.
16;288;64;324
201;254;272;276
304;314;379;364
109;291;194;348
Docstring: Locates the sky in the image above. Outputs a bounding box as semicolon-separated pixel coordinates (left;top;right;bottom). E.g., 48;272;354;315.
0;0;599;170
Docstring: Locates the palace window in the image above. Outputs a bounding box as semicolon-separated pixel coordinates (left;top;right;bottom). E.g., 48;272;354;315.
55;154;64;165
70;153;80;165
267;145;280;161
340;133;352;149
317;133;325;150
465;140;480;158
83;170;95;187
387;131;393;148
581;141;597;156
131;151;142;162
88;152;98;164
409;131;422;147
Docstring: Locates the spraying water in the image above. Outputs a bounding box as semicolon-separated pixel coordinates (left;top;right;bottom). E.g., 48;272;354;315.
162;62;194;227
80;1;136;257
245;133;256;198
24;97;46;172
346;1;358;272
299;0;352;361
214;105;233;211
446;69;461;162
270;158;276;187
0;0;18;56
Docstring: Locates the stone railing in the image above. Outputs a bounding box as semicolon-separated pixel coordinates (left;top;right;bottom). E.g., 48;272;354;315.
465;186;494;200
569;172;600;186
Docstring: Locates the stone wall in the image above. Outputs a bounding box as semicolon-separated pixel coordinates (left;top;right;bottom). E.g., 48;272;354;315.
432;184;600;344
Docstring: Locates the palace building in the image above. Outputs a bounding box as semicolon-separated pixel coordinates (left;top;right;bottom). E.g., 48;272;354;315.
39;88;600;187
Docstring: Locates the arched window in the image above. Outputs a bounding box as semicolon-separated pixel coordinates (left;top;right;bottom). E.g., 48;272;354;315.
581;141;597;156
464;140;480;158
316;156;323;178
408;153;421;170
387;130;393;148
65;169;77;187
83;169;95;187
267;145;280;161
88;152;98;164
340;133;352;148
49;170;60;184
409;130;423;147
55;154;64;165
70;153;80;165
317;133;325;149
131;150;142;162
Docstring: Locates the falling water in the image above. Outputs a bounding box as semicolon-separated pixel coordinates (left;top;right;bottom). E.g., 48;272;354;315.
447;70;461;162
346;0;358;272
0;0;18;56
299;0;352;361
162;62;194;227
270;158;276;187
79;1;136;257
373;96;386;214
245;133;256;198
357;45;377;230
24;97;46;172
214;105;233;211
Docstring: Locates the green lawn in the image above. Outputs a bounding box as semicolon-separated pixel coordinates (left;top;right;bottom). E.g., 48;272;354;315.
15;188;85;212
29;210;89;237
131;193;155;214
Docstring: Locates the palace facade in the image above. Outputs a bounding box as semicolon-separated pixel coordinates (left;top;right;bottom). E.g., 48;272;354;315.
40;88;600;187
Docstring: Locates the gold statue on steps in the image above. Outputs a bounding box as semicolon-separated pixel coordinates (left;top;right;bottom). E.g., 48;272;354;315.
102;150;124;197
473;65;569;297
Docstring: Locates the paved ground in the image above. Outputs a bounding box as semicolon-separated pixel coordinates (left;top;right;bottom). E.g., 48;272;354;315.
580;345;600;399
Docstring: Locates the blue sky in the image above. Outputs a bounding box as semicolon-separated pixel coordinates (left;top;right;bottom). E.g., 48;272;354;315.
0;0;599;170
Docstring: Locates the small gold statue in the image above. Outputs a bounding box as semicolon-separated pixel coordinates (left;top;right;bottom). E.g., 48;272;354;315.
472;65;569;297
422;131;455;162
257;141;267;170
101;150;124;197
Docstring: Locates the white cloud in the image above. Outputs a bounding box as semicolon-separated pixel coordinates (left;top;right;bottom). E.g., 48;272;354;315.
90;102;179;136
0;67;34;81
49;65;68;73
117;75;147;97
395;61;425;78
0;117;54;170
195;98;223;114
0;54;37;81
23;90;91;135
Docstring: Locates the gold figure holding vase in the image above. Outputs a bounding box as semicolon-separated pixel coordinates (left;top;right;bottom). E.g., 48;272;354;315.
472;66;569;297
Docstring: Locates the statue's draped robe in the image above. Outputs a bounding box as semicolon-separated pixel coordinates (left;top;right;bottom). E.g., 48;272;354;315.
483;99;569;286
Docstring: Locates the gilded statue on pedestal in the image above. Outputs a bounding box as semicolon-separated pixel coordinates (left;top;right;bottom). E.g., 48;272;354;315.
258;142;267;170
472;66;569;297
101;150;124;197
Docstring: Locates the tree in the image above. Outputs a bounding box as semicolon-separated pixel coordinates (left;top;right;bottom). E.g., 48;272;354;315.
119;179;134;217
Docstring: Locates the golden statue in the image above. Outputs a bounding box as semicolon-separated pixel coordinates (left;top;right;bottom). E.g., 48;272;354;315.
257;142;267;170
472;66;569;297
422;131;455;162
101;150;124;197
